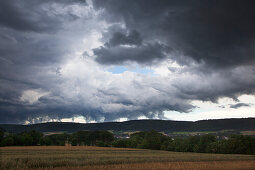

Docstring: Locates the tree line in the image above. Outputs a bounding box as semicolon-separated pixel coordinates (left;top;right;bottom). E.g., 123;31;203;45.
0;129;114;147
0;129;254;155
113;131;255;155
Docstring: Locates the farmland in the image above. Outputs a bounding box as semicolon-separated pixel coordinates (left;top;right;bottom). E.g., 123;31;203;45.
1;146;255;169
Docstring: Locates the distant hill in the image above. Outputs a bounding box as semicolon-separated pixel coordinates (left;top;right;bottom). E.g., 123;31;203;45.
0;118;255;134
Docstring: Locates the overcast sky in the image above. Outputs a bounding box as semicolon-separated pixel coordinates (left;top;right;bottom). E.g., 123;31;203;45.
0;0;255;124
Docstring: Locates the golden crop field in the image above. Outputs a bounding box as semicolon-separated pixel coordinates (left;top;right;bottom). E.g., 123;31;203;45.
241;131;255;136
0;146;255;170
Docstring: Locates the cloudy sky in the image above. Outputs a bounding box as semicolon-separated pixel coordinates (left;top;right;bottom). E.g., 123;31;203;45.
0;0;255;124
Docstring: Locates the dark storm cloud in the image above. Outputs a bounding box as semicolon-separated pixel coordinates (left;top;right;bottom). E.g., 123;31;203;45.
230;103;251;109
107;30;142;47
0;0;90;123
94;28;171;65
171;65;255;103
93;0;255;67
91;0;255;111
0;0;87;32
0;0;255;124
94;42;169;65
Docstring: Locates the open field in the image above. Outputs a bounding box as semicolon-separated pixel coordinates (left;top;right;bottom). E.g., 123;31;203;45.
1;146;255;169
241;131;255;136
171;131;217;135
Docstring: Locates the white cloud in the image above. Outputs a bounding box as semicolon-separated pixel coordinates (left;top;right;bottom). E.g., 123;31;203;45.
1;0;255;124
20;89;49;104
165;95;255;121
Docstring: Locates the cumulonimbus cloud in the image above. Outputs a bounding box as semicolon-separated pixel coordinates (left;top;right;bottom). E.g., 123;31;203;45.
0;0;255;124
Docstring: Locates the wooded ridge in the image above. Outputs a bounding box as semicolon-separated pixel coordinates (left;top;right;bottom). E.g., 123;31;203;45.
1;118;254;133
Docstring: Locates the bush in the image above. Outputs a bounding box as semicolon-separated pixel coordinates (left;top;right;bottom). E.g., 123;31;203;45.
1;135;14;146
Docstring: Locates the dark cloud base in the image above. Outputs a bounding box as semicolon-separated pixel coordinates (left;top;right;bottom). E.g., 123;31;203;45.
230;103;251;109
0;0;255;124
93;0;255;68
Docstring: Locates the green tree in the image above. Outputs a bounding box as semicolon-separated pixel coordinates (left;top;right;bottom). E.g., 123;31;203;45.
40;136;53;146
0;128;4;144
21;133;33;146
1;135;14;146
112;139;128;148
29;130;43;145
130;131;146;148
223;135;255;154
141;131;169;150
197;135;216;153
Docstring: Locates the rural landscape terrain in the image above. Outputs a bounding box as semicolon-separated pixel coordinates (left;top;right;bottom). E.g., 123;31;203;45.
1;118;255;169
1;118;255;134
1;0;255;169
1;146;255;169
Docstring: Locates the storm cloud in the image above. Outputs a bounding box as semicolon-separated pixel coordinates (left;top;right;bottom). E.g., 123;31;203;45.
0;0;87;32
94;42;169;65
93;0;255;67
0;0;255;124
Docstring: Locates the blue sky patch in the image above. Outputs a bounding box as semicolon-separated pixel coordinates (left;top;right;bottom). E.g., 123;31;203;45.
108;66;153;74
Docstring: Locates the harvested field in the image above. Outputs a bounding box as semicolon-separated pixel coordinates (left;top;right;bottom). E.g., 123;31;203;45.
1;146;255;169
29;161;255;170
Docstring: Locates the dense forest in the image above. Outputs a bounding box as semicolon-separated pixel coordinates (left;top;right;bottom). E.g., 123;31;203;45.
1;129;254;155
1;118;255;133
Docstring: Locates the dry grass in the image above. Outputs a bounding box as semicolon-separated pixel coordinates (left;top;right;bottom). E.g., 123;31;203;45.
1;146;255;170
29;161;255;170
241;131;255;135
0;146;139;151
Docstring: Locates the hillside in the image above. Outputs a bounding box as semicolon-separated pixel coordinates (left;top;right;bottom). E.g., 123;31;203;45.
0;118;255;134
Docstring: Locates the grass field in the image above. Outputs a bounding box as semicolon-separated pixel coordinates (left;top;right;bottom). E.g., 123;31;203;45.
241;131;255;136
171;131;216;135
1;146;255;169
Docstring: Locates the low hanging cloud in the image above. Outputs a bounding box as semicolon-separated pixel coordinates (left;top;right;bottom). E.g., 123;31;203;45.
230;103;251;109
0;0;255;124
